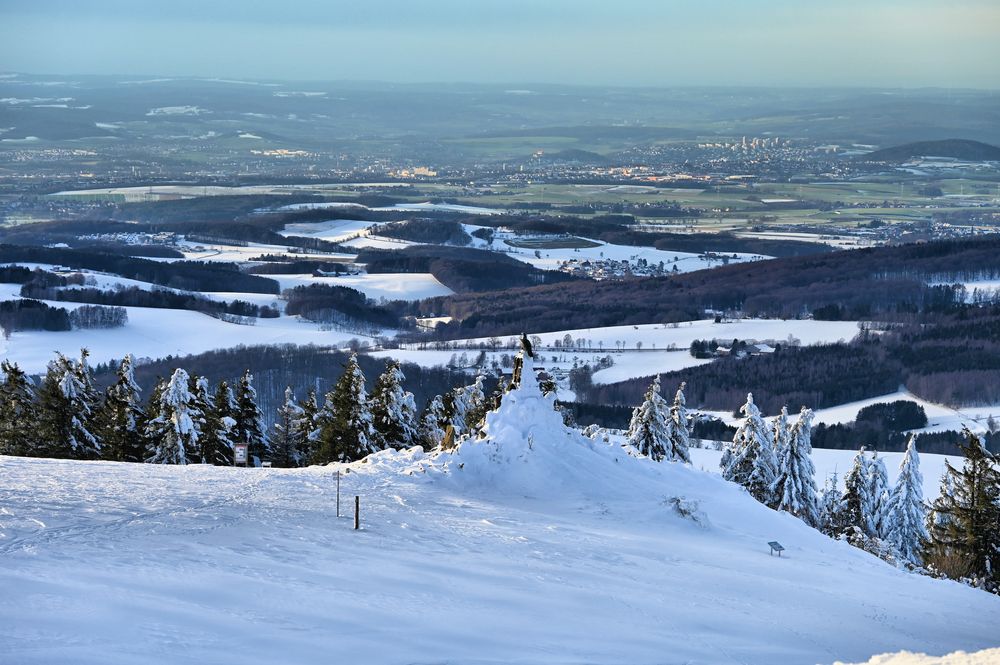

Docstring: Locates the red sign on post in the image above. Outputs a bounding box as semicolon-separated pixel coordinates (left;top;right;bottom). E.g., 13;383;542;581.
234;444;249;466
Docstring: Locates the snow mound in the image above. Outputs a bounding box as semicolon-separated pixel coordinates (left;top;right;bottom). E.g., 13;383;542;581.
837;649;1000;665
444;355;652;496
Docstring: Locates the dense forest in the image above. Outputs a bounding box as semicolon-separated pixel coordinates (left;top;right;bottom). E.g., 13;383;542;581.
0;244;280;294
358;245;581;293
90;344;471;429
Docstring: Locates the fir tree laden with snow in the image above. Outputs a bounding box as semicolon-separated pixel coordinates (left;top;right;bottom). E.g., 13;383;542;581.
869;451;891;540
925;429;1000;588
721;393;778;505
626;376;672;462
772;406;791;458
842;447;876;537
272;386;306;467
199;380;236;466
233;370;269;466
98;355;144;463
771;407;820;526
293;388;319;464
667;382;692;463
369;360;419;450
883;435;929;567
35;350;101;459
461;370;490;436
313;354;376;464
0;360;35;456
418;394;447;449
145;368;202;465
818;471;850;537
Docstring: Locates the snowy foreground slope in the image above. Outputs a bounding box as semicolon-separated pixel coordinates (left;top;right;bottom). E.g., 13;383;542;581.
2;371;999;664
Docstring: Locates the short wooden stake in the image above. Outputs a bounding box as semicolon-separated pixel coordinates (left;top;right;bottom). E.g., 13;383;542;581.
336;470;341;518
354;495;360;530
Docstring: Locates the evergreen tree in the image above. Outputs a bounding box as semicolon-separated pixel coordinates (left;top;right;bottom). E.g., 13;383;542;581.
293;388;319;465
772;406;792;458
369;360;419;450
818;472;850;537
667;382;692;463
869;451;891;539
771;407;820;526
462;370;490;434
201;380;236;466
444;383;471;436
0;360;36;456
185;375;215;463
721;392;778;505
626;375;671;462
884;435;929;567
233;370;268;466
145;369;201;465
842;447;874;536
313;354;376;464
418;395;447;449
97;355;144;462
925;429;1000;587
35;350;101;459
272;386;305;467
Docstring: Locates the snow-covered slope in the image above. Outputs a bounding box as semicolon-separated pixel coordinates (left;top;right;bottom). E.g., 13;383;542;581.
2;363;998;664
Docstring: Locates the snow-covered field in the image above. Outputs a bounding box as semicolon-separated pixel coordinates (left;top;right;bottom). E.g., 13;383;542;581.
272;272;454;301
277;218;378;243
2;370;997;664
385;318;863;387
0;304;359;374
501;235;766;273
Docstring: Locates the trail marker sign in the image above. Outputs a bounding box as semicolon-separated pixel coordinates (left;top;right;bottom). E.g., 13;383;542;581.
234;444;249;466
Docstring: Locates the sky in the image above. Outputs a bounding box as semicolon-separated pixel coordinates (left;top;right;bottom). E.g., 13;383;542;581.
1;0;998;88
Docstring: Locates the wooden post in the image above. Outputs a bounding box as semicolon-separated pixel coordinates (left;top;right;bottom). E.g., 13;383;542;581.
336;470;340;518
354;495;360;530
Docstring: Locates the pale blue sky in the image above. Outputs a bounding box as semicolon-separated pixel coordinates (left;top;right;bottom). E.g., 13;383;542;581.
1;0;998;87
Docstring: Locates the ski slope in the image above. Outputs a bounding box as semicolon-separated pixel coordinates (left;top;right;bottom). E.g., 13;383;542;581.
2;364;998;664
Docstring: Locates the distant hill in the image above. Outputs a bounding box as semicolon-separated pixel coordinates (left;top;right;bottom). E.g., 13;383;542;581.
861;139;1000;162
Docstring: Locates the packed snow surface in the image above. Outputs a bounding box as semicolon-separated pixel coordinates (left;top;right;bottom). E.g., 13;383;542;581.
2;365;998;664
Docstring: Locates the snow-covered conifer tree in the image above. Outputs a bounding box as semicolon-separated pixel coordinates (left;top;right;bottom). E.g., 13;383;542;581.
818;472;848;537
198;380;236;466
842;447;874;536
772;406;791;458
293;388;319;464
771;407;820;526
445;384;471;436
626;375;672;461
272;386;305;467
233;370;268;466
369;360;418;450
145;368;201;465
418;394;447;449
0;360;36;456
462;370;490;434
667;382;692;463
314;354;376;463
98;355;144;462
869;451;891;539
721;393;778;504
36;350;101;459
883;435;929;566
